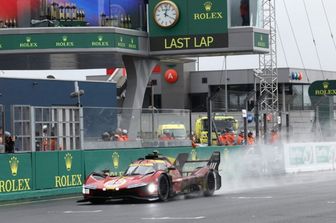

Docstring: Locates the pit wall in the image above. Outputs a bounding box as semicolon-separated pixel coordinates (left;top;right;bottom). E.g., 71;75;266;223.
0;146;239;202
283;142;336;173
1;143;335;202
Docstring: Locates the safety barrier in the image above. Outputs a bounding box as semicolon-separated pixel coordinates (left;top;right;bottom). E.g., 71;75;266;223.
283;142;336;173
0;146;241;202
5;142;330;202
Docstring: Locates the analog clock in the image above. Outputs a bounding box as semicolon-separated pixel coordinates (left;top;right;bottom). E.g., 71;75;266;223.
153;1;179;28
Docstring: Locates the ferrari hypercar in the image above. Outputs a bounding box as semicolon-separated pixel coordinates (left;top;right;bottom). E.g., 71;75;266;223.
82;151;221;203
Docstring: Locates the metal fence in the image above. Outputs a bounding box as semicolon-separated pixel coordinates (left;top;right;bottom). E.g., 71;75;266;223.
82;107;191;149
7;100;336;152
9;105;191;152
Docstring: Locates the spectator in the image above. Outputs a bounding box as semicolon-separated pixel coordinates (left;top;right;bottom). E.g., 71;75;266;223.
247;131;255;145
0;127;3;145
121;129;129;141
236;130;245;145
50;132;57;151
219;128;236;146
42;125;48;151
112;128;123;141
5;131;15;153
102;131;111;141
240;0;250;26
270;129;280;144
160;131;173;140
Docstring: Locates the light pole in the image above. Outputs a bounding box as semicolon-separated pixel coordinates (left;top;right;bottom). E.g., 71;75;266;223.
70;81;84;149
225;56;228;113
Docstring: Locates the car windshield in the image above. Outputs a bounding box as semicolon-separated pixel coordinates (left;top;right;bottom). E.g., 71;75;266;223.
124;164;156;176
202;119;236;131
164;129;186;138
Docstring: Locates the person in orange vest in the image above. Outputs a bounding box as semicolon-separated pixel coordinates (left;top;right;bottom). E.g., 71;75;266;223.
218;129;228;145
218;128;235;146
240;0;250;26
159;131;173;140
247;131;255;145
50;132;57;151
121;129;129;141
191;132;198;148
227;128;236;145
236;130;245;145
112;128;124;141
270;129;279;144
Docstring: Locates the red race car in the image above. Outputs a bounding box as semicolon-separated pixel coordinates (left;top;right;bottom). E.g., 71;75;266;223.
82;151;221;203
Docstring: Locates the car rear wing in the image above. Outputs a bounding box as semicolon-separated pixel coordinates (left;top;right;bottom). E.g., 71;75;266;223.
207;151;220;171
181;151;220;171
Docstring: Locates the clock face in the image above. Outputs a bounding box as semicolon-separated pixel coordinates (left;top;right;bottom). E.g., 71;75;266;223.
153;1;179;28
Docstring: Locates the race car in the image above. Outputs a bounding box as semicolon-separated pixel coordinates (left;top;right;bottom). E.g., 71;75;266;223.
82;151;221;203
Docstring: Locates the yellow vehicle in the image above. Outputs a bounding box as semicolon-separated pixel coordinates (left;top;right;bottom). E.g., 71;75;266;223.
157;124;187;139
194;115;239;144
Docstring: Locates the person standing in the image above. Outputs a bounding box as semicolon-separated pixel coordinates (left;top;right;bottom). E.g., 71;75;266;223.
247;131;255;145
236;130;245;145
5;131;15;153
240;0;250;26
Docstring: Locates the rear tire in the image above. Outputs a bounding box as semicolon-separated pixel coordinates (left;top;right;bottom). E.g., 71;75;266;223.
203;171;216;196
158;175;170;201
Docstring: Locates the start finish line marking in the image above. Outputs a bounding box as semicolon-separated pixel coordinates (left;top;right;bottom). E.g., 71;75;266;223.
142;216;205;220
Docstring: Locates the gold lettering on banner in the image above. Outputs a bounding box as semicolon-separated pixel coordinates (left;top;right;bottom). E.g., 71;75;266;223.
55;174;82;188
194;36;214;48
164;36;214;49
0;178;31;193
19;37;38;48
193;12;223;20
92;35;109;47
315;89;336;96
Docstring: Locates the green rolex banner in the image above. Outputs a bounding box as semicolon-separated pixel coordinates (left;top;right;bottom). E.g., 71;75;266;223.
0;154;32;193
149;0;228;51
0;33;139;51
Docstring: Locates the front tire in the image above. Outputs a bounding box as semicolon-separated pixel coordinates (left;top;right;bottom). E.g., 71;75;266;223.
203;171;216;196
158;174;170;201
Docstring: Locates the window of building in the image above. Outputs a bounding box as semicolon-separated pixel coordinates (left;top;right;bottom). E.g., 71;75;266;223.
202;77;208;84
292;85;304;110
229;0;263;28
12;105;31;152
190;93;208;112
12;105;81;152
303;85;312;109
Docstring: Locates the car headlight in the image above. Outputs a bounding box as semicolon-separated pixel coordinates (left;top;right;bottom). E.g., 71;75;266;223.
147;183;157;194
127;183;147;189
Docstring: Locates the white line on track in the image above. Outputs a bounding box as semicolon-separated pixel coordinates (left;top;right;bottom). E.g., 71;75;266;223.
64;210;103;214
142;216;205;220
231;196;273;199
0;196;81;207
327;201;336;204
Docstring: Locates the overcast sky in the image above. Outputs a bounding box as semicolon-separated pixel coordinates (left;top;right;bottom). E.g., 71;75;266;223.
199;0;336;72
2;0;336;80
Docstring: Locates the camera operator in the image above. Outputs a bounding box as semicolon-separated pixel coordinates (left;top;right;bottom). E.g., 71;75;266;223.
5;131;15;153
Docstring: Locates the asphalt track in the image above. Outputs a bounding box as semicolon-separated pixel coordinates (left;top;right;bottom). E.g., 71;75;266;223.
1;171;336;223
